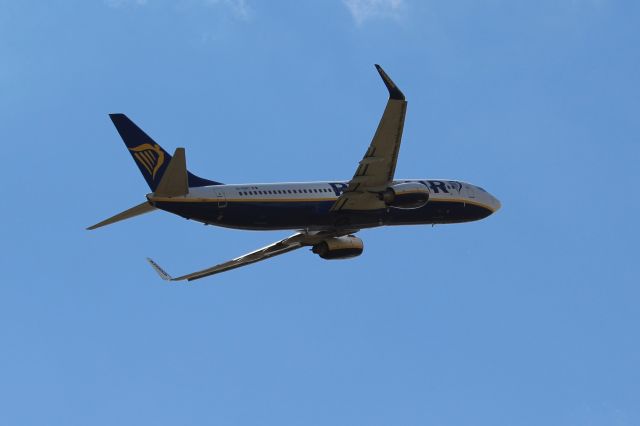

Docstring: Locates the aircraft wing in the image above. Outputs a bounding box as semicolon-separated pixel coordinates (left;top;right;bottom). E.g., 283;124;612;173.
331;64;408;212
147;230;357;281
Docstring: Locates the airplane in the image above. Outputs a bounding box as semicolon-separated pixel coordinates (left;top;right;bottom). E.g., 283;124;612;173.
88;65;501;281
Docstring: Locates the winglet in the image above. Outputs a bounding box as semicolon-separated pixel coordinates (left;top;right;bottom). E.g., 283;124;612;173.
146;258;174;281
375;64;405;101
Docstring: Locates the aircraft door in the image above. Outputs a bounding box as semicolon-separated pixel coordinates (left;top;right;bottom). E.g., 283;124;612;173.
217;190;227;208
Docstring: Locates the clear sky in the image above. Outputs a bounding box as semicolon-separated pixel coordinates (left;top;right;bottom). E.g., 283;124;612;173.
1;1;638;425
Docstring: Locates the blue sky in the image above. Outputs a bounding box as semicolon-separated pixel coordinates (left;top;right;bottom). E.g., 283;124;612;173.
1;1;639;425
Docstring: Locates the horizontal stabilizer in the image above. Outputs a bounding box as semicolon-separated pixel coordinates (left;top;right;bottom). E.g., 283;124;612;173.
87;201;156;230
153;148;188;197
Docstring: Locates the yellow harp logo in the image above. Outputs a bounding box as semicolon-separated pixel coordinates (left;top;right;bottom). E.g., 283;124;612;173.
129;143;165;179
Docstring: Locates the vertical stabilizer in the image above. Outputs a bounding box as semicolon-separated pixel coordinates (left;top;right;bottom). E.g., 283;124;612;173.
109;113;221;191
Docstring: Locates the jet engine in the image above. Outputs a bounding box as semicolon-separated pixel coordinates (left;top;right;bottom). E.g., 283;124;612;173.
380;182;429;209
312;236;364;260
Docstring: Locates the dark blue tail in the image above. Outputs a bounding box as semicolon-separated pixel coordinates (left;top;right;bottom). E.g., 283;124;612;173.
109;114;221;191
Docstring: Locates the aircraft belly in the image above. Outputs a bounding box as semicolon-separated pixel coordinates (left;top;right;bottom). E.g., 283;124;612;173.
387;200;493;225
152;198;492;231
153;200;336;230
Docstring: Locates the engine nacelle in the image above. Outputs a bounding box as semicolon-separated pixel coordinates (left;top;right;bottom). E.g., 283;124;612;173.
381;182;429;209
312;236;364;260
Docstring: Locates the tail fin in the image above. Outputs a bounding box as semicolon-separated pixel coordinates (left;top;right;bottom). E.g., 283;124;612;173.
109;114;221;191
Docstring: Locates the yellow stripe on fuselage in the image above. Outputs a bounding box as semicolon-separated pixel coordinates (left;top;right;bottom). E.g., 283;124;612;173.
151;197;338;203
